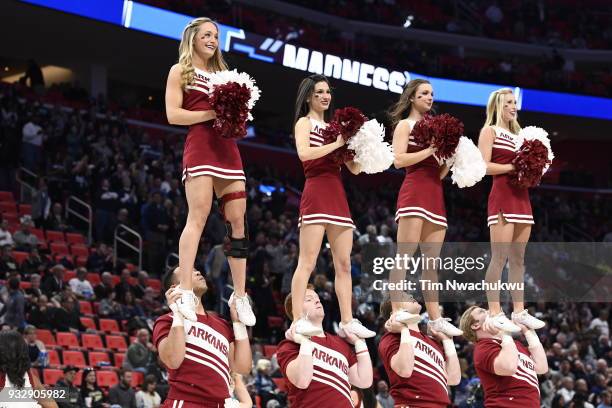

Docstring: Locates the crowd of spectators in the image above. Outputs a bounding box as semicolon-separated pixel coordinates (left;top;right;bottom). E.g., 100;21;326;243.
1;75;612;407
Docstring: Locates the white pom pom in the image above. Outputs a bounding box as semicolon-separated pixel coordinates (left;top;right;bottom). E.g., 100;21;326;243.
516;126;554;174
447;136;486;188
206;69;262;121
224;398;241;408
347;119;394;174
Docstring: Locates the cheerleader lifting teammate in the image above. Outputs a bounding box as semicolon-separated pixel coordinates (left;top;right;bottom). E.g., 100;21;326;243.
477;88;545;332
288;74;375;339
387;79;462;337
165;17;255;325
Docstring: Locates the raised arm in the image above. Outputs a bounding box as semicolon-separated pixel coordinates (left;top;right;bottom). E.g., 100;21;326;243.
392;120;435;169
165;64;216;126
157;288;186;369
522;327;548;375
440;336;461;386
31;371;58;408
295;117;344;162
389;328;415;378
345;160;361;175
285;337;315;389
493;334;519;376
478;127;514;175
348;339;373;388
439;163;450;180
232;373;254;408
228;302;252;375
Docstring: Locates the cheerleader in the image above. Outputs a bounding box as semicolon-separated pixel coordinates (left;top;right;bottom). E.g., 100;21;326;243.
165;17;255;325
388;79;462;336
477;88;545;332
288;74;375;339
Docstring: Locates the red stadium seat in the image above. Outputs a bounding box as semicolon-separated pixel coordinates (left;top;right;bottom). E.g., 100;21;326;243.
113;353;125;368
86;273;101;285
0;202;16;213
131;371;144;387
80;318;97;331
75;256;88;267
81;333;104;349
18;204;32;216
63;270;76;282
267;316;284;329
62;350;86;368
19;281;32;289
43;369;63;386
89;351;111;367
31;228;45;241
73;370;83;386
56;332;79;348
0;191;15;202
111;275;120;286
96;371;119;388
47;349;61;367
36;329;56;347
12;251;29;265
272;378;287;392
2;212;19;225
99;319;121;333
105;335;127;351
79;301;93;315
70;244;90;258
46;230;66;243
66;233;86;245
147;278;162;291
50;242;70;256
263;345;278;358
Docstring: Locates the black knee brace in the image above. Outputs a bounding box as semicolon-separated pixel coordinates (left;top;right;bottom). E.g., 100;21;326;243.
223;215;249;259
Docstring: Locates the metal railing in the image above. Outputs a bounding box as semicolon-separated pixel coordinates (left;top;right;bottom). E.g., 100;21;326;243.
114;223;143;272
65;196;92;244
15;167;38;203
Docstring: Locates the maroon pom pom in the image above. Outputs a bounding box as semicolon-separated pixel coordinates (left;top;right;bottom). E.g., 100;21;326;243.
410;114;463;160
510;139;551;188
320;107;367;165
208;82;251;139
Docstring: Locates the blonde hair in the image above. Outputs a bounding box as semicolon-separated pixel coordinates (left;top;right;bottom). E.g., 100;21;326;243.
483;88;521;134
388;79;431;129
459;305;479;343
178;17;228;89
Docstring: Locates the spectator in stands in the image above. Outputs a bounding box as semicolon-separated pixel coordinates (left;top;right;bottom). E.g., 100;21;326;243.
124;328;156;374
50;295;86;333
558;376;576;402
23;59;45;93
598;391;611;408
135;374;161;408
1;277;26;329
94;271;114;300
31;178;51;228
98;291;123;320
0;219;14;247
94;179;119;243
254;358;279;406
68;267;94;300
13;216;38;251
141;191;169;276
55;365;84;408
358;225;379;245
132;271;149;299
375;380;394;408
0;244;18;278
42;264;64;297
24;273;42;300
80;367;107;408
45;202;69;232
87;243;114;273
589;310;610;337
140;287;165;317
108;368;136;408
26;294;53;329
20;247;46;276
23;324;46;366
21;113;45;171
115;268;134;303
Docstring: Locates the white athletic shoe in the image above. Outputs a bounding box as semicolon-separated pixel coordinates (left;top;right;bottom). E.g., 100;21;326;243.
394;310;422;325
339;319;376;339
487;312;520;333
428;317;463;337
295;317;324;337
175;288;198;321
229;292;256;327
512;309;545;330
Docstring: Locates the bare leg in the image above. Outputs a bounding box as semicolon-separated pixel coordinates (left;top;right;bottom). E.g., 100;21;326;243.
326;224;355;324
509;223;531;313
390;217;422;304
485;213;515;315
420;222;446;321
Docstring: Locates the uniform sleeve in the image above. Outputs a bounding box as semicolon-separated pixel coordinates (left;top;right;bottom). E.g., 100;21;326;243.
276;340;300;377
152;314;172;348
474;340;501;374
378;334;400;367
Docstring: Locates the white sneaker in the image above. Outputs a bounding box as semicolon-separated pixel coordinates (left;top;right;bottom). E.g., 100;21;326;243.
394;310;422;325
229;292;256;326
487;312;520;333
295;317;324;337
339;319;376;339
175;288;198;321
428;317;463;337
512;309;545;330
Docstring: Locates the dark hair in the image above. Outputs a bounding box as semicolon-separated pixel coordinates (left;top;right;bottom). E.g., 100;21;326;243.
118;367;129;380
8;277;19;291
293;74;333;125
142;374;157;392
81;367;97;390
0;331;31;388
387;79;431;129
162;268;178;293
361;386;378;408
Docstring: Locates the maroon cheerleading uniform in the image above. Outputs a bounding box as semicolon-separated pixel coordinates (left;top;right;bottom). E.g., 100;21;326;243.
181;67;245;183
486;126;533;226
395;119;447;228
298;117;355;229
